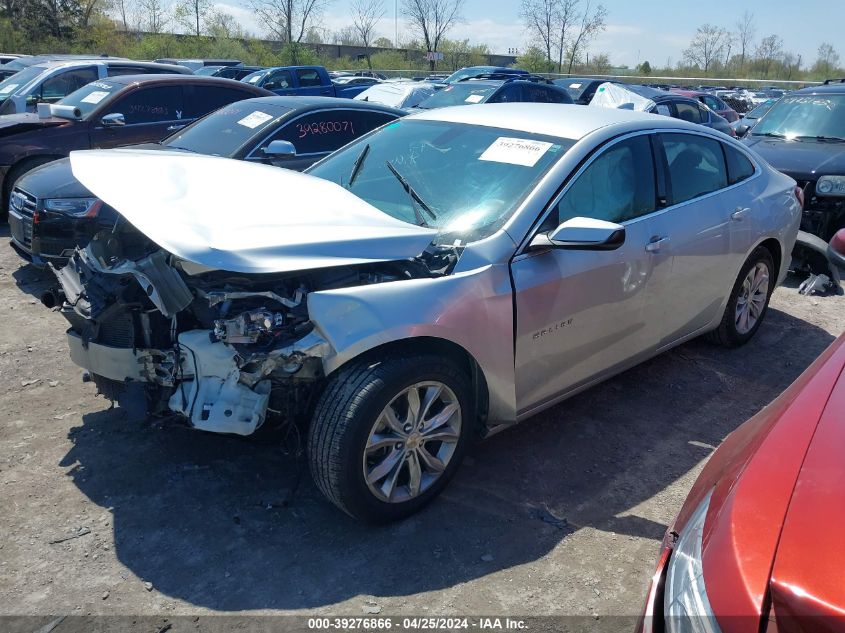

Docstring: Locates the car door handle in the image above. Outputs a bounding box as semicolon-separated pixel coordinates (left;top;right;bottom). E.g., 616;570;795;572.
645;236;670;252
731;207;751;221
166;124;186;131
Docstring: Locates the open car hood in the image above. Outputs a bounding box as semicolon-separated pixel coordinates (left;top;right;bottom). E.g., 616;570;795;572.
69;149;437;274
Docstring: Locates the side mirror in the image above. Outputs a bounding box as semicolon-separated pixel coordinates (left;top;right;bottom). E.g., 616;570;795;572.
26;94;41;106
100;112;125;128
264;139;296;158
530;217;625;251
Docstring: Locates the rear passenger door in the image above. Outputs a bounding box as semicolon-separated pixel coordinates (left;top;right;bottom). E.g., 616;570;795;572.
294;68;333;97
246;108;399;170
645;132;749;347
89;85;186;147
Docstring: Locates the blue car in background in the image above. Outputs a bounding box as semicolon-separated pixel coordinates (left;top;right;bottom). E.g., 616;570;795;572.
241;65;374;98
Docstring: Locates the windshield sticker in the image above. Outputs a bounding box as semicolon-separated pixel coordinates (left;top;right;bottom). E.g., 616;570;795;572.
569;82;582;89
479;137;554;167
465;94;484;104
80;90;110;105
0;83;18;94
90;82;113;90
247;75;260;83
237;111;273;128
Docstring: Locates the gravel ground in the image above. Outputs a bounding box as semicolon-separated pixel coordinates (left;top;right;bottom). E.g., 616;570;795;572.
1;224;843;630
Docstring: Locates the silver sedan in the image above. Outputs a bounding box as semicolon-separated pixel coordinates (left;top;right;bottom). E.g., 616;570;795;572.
52;103;801;522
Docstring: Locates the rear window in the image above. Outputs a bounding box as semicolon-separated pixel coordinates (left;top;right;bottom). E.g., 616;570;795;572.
724;145;755;185
416;83;497;109
164;102;289;156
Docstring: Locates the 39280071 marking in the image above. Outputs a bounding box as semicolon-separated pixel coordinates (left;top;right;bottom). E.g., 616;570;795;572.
297;120;355;138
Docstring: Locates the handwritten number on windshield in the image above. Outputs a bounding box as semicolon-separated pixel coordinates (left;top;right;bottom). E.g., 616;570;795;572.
297;120;355;138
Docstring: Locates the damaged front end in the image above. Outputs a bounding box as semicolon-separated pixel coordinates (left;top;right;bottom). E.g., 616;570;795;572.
52;225;456;435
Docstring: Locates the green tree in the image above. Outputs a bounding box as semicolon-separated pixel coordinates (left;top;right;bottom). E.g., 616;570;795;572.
638;60;651;75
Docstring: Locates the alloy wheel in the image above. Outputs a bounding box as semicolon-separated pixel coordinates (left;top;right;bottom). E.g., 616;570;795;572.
735;262;769;335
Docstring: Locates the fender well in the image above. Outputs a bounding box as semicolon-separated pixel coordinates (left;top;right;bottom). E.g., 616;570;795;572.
758;237;782;279
326;336;491;436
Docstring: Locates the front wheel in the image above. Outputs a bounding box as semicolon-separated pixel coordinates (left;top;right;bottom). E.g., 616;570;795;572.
706;246;775;347
308;354;473;523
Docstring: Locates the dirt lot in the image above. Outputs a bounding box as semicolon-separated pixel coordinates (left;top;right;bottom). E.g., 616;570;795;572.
1;223;843;629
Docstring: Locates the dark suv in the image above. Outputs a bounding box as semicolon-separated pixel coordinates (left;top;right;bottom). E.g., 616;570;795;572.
0;74;271;221
743;81;845;241
414;75;573;110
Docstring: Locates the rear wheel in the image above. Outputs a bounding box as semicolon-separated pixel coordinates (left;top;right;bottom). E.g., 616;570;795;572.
706;246;775;347
308;354;473;523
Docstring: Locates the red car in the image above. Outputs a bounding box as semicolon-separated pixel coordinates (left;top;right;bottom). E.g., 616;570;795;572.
639;333;845;633
672;89;740;123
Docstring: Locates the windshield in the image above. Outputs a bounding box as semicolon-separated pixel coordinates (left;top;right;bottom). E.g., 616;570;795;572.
752;94;845;139
746;99;776;119
557;80;590;100
416;84;498;109
242;70;269;84
58;81;122;118
307;119;573;242
443;67;493;84
0;65;45;96
164;102;289;155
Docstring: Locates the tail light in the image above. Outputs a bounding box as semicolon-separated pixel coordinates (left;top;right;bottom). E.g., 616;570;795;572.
794;185;804;209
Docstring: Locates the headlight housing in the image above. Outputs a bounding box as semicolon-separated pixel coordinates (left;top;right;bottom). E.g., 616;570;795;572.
815;176;845;197
43;197;102;217
664;491;722;633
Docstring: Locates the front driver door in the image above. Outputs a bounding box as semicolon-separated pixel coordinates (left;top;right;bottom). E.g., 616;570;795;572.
89;85;186;148
511;133;661;415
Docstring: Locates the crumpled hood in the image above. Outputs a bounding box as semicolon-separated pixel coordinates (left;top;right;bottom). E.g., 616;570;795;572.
743;136;845;181
69;149;437;274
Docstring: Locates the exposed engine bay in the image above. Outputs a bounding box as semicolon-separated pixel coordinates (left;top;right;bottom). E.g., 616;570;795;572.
51;223;459;435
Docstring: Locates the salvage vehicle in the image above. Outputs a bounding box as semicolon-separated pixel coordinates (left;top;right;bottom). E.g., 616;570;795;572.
51;104;801;522
413;76;573;109
0;58;190;115
742;81;845;283
638;332;845;633
1;74;271;219
354;81;438;110
10;97;404;266
730;97;777;137
553;78;606;105
241;65;373;99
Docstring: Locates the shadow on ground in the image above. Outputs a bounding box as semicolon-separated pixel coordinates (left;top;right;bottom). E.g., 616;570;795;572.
58;307;833;610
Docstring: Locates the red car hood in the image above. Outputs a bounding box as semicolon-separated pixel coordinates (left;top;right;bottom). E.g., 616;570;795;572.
671;336;845;632
768;363;845;632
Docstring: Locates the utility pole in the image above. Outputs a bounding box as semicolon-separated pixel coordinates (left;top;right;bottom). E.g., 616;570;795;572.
395;0;398;48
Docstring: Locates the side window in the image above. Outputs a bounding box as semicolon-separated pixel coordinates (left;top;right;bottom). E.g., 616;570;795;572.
549;135;656;228
654;103;672;116
187;86;255;118
661;133;728;204
106;86;184;124
674;101;703;124
488;85;521;103
39;67;98;103
263;70;292;90
524;84;564;103
724;145;755;185
697;104;711;122
703;95;721;110
107;66;147;77
296;68;323;87
271;110;397;155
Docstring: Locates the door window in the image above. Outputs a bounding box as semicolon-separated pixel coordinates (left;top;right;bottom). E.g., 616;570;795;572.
547;135;656;228
271;110;398;155
186;85;257;118
702;95;721;110
674;101;703;123
263;69;292;90
524;84;566;103
724;144;755;185
661;133;728;204
105;86;184;124
39;67;98;103
487;84;522;103
296;68;323;87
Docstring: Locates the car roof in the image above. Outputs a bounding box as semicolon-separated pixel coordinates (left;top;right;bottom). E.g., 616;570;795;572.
30;59;188;72
102;74;265;87
240;95;405;114
795;82;845;94
407;102;708;140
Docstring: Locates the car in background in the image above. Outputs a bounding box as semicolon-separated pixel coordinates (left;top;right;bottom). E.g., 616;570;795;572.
1;74;271;221
591;83;735;136
10;96;403;266
414;76;573;109
154;58;241;72
212;65;265;81
730;98;777;137
639;333;845;633
332;75;381;89
438;66;528;85
0;54;109;81
671;88;740;122
49;103;799;522
241;65;372;98
553;77;606;105
742;82;845;279
353;70;387;80
0;58;190;115
354;81;438;110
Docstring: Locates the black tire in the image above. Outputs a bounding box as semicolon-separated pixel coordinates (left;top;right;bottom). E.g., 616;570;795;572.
308;354;473;523
1;156;60;221
706;246;775;347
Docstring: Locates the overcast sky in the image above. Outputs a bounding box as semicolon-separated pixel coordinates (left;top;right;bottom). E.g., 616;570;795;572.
216;0;844;68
